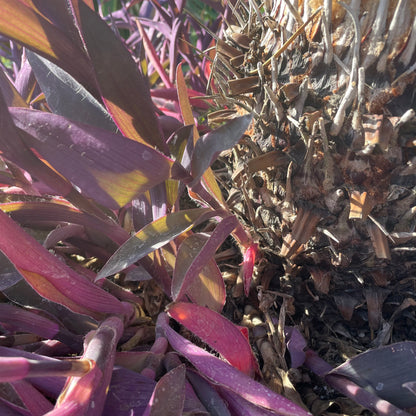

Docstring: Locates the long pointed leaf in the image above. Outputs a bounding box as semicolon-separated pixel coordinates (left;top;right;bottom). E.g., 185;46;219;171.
159;314;311;416
27;51;117;132
0;0;95;94
171;215;238;301
97;208;211;279
191;114;253;185
10;108;177;209
0;209;129;319
165;233;225;311
143;365;186;416
176;63;225;205
70;0;166;150
168;302;258;377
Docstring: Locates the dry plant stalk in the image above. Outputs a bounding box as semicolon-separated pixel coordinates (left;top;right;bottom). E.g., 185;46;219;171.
209;0;416;344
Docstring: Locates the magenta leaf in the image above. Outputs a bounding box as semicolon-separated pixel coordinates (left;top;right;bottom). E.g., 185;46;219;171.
10;108;177;210
171;215;238;302
0;209;130;319
219;388;280;416
159;313;311;416
242;243;258;296
168;302;258;377
190;114;252;185
11;380;54;415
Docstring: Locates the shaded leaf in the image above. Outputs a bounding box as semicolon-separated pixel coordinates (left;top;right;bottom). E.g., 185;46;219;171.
330;341;416;409
171;215;238;301
71;0;166;150
97;208;212;279
159;313;311;416
143;364;186;416
0;303;59;340
11;380;54;415
10;108;177;209
186;370;231;416
26;51;117;132
304;349;411;416
103;367;156;416
191;114;253;185
168;302;258;377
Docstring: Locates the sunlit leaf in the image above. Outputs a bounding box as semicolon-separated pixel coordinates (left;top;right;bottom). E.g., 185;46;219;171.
0;0;95;93
170;233;225;311
10;108;177;209
70;0;166;150
159;314;311;416
97;208;212;279
176;63;225;205
55;317;124;416
171;215;238;301
0;210;129;319
168;302;258;377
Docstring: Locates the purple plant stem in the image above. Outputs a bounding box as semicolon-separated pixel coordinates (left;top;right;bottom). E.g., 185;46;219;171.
304;349;412;416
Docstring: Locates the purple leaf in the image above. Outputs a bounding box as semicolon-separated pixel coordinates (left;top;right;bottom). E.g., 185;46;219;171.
219;387;281;416
69;0;166;151
53;317;124;416
0;250;96;341
0;194;130;246
304;349;412;416
170;233;225;311
186;370;231;416
97;208;212;279
143;364;186;416
171;215;238;302
159;313;311;416
168;302;258;377
10;108;177;210
26;51;117;132
285;327;307;368
11;380;54;415
190;114;252;185
103;367;156;415
0;303;59;340
329;341;416;409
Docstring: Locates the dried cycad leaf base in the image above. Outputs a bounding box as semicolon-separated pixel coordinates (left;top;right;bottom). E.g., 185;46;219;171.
210;0;416;352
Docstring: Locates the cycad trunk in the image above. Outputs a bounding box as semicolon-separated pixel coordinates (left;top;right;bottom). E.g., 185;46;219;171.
211;0;416;395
